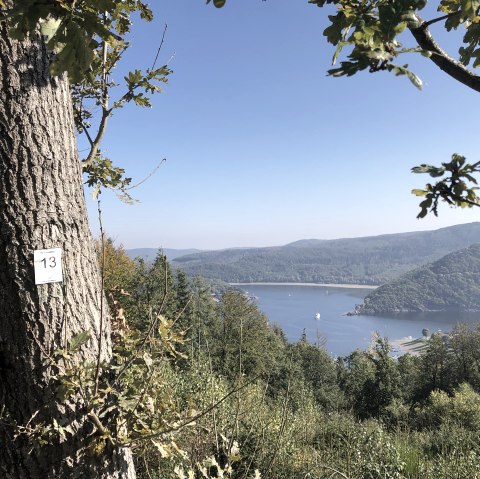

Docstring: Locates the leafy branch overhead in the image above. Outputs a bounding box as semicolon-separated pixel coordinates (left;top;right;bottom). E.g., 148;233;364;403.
4;0;152;82
412;154;480;218
71;30;171;200
209;0;480;218
210;0;480;91
311;0;480;92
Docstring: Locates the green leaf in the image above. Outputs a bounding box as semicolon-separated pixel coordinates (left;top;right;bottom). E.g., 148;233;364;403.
323;13;348;45
69;331;92;352
393;21;407;35
411;164;445;176
8;26;25;41
49;22;94;83
419;198;432;209
143;352;153;369
92;0;117;10
412;164;435;174
56;382;74;402
40;18;62;43
151;440;170;457
428;168;446;178
406;70;423;89
390;64;424;89
353;31;364;41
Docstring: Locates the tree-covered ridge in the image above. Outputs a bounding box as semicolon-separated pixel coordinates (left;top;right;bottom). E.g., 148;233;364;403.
353;243;480;314
173;223;480;285
127;247;203;262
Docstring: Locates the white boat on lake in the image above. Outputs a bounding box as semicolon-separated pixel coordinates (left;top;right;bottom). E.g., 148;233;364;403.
315;312;321;320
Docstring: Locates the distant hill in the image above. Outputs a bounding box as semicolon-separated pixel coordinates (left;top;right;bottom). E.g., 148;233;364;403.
172;223;480;285
285;239;328;248
352;243;480;314
126;248;202;262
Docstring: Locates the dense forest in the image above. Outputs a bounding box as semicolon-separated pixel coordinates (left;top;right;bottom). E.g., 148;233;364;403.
100;241;480;478
353;243;480;315
171;223;480;285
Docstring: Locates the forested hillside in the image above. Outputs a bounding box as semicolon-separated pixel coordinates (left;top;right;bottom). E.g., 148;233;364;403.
353;243;480;314
101;242;480;479
173;223;480;285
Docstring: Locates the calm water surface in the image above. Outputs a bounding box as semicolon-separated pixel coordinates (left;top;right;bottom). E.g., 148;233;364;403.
238;284;480;357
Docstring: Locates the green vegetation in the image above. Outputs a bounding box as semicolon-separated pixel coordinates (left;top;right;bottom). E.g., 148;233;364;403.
173;223;480;285
5;0;480;476
354;243;480;314
93;244;480;478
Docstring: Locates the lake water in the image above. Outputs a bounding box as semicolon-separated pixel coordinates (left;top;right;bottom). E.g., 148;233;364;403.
237;284;480;357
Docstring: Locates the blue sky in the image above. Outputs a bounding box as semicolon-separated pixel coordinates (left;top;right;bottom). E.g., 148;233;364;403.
83;0;480;249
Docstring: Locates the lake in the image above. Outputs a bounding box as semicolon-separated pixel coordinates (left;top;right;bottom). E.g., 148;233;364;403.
236;284;480;357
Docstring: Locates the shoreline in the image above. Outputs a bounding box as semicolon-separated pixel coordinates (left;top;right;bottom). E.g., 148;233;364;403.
230;282;378;290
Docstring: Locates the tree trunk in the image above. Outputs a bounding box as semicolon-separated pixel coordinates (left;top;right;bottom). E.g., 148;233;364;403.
0;23;135;478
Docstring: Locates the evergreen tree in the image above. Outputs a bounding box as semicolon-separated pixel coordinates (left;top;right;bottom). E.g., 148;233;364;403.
417;333;453;399
132;252;177;331
211;291;281;381
175;269;194;333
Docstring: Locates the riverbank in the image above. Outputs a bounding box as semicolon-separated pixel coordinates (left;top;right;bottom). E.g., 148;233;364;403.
230;282;378;289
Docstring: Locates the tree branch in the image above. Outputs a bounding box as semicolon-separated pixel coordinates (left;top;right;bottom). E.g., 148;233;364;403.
424;13;457;27
82;36;110;167
81;122;94;147
124;159;165;191
151;23;168;70
408;13;480;93
449;195;480;208
93;198;106;397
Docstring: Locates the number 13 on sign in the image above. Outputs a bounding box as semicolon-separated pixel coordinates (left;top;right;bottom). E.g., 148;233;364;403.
34;248;63;285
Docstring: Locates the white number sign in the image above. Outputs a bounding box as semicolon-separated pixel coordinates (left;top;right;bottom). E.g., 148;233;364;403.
34;248;63;285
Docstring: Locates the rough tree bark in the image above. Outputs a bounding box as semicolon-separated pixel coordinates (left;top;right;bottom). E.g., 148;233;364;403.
0;22;135;479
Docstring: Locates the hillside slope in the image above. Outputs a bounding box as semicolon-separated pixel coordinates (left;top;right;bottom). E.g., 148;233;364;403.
172;223;480;285
353;243;480;314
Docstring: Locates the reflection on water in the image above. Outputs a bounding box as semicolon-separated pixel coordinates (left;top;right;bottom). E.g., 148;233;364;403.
238;284;480;357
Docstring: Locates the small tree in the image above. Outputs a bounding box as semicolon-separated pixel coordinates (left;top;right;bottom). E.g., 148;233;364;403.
212;291;280;380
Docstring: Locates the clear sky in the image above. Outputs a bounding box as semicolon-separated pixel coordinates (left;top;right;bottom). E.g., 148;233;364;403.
83;0;480;250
